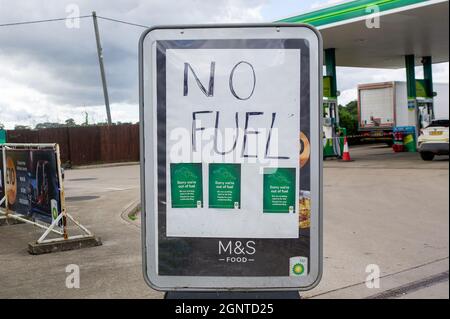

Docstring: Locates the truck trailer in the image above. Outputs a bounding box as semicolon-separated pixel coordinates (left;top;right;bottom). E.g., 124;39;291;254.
357;81;449;142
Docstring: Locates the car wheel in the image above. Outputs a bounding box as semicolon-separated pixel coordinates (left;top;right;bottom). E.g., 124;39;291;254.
420;152;435;161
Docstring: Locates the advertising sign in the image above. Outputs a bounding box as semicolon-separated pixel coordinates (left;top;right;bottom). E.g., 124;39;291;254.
415;79;431;99
323;76;333;98
0;147;63;225
139;24;322;290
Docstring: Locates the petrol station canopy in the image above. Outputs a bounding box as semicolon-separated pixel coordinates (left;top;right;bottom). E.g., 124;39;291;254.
280;0;449;69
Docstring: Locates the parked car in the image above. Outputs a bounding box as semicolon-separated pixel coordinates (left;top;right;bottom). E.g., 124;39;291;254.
417;119;449;161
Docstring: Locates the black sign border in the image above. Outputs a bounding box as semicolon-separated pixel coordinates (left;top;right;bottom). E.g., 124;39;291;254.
155;39;310;277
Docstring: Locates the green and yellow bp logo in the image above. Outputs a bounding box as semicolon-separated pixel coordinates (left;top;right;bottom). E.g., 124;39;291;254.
292;263;305;275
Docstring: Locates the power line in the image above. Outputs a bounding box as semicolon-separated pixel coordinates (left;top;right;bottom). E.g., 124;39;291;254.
0;15;92;27
0;14;150;29
97;16;150;28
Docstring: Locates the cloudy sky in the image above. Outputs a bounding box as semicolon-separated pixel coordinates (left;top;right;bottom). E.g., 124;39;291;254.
0;0;448;129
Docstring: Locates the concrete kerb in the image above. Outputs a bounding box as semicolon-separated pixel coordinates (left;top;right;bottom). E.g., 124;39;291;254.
120;199;141;229
72;161;139;170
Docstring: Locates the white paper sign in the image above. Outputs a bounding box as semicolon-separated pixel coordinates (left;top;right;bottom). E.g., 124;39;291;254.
165;48;301;238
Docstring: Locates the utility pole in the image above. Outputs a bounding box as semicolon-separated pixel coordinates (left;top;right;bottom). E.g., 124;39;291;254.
92;11;112;125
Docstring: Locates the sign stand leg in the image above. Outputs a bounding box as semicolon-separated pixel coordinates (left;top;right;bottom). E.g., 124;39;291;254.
164;291;301;299
36;212;94;244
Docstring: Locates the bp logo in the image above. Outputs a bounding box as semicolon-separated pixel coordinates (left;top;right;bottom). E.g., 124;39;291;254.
52;207;58;220
50;199;59;222
289;256;308;277
292;263;305;275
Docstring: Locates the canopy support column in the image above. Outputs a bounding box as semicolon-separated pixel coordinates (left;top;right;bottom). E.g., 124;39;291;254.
422;56;434;116
405;54;416;100
325;48;337;98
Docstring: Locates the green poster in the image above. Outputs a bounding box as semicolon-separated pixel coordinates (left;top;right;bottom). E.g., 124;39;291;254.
263;168;296;213
416;79;431;98
323;76;333;98
209;163;241;209
170;163;203;208
0;129;5;144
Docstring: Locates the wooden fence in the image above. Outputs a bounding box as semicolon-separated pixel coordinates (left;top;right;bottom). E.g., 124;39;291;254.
6;124;140;166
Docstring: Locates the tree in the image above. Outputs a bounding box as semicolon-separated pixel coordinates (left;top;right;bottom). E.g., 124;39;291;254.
0;123;4;130
338;100;358;137
345;100;358;115
14;125;31;130
65;118;77;127
35;122;62;129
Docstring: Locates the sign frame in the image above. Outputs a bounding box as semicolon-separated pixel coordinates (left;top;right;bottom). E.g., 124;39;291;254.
0;143;96;245
0;143;64;226
139;23;323;291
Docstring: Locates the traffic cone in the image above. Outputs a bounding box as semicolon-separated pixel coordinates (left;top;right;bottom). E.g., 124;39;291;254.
341;136;352;161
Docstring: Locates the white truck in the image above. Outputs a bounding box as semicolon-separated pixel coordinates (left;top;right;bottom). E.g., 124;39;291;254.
357;81;449;142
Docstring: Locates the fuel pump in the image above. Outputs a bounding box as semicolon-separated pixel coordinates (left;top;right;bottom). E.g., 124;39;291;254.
415;78;436;139
323;98;343;158
417;98;434;131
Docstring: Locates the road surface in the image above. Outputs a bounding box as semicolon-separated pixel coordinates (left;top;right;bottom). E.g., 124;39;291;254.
0;144;448;298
